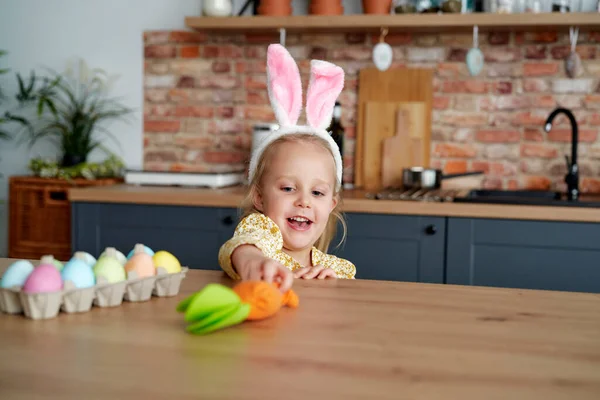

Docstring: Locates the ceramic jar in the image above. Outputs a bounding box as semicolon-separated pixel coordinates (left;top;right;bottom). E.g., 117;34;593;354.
310;0;344;15
203;0;233;17
363;0;393;13
258;0;293;16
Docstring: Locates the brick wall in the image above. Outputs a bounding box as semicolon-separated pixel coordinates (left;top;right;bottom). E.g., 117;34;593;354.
143;29;600;193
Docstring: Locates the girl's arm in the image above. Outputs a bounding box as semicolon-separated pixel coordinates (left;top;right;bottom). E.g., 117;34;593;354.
218;213;293;291
231;244;293;292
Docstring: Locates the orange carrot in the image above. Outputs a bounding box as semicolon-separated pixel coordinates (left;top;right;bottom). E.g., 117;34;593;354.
232;281;298;320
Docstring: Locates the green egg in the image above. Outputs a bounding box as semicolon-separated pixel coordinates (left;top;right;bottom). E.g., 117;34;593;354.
40;255;64;271
93;256;126;283
51;259;64;271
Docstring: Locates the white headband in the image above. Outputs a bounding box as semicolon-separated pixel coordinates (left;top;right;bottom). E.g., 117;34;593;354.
248;44;345;190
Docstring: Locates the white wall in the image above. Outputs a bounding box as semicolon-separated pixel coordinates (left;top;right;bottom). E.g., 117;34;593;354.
0;0;364;257
0;0;206;256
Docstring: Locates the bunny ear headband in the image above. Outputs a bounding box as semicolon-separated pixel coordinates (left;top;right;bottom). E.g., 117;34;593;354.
248;44;345;190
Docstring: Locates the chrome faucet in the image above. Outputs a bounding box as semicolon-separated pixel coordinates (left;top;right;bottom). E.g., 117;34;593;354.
544;108;579;201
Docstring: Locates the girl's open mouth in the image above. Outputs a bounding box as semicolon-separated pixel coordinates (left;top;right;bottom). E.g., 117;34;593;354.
287;216;313;231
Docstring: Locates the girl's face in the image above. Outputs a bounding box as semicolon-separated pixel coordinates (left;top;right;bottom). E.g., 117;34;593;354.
254;139;338;254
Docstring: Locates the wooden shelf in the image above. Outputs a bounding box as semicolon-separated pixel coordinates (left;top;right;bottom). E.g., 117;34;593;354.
186;12;600;34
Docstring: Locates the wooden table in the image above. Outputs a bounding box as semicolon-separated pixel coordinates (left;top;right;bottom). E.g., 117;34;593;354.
1;258;599;399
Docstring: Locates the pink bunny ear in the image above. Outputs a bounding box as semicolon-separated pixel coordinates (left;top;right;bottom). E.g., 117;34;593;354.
266;44;302;127
305;60;345;131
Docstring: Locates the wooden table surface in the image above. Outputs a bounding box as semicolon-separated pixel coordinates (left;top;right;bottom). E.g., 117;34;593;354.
1;258;599;400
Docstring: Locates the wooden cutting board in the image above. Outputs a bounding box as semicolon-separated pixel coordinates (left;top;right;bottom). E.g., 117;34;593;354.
354;67;434;188
362;101;429;191
381;108;410;189
363;102;399;190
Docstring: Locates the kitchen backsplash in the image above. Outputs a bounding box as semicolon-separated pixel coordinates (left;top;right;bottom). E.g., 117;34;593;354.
143;29;600;193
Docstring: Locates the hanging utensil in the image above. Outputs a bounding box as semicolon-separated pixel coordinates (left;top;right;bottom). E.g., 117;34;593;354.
372;27;393;72
466;25;484;77
565;26;582;79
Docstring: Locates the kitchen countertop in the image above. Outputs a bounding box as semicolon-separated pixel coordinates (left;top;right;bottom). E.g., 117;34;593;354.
1;258;599;399
68;184;600;223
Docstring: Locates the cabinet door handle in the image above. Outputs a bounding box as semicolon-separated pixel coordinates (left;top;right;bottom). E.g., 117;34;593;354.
424;224;437;235
222;216;234;226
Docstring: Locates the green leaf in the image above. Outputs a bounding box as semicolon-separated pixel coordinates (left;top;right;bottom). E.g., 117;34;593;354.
186;303;251;335
181;284;242;323
45;97;57;116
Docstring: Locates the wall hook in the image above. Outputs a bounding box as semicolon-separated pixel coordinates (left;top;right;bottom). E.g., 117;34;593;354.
279;28;286;47
379;27;389;43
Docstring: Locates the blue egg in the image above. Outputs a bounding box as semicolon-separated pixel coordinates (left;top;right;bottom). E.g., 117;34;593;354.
127;244;155;259
61;259;96;289
1;260;35;288
71;251;97;267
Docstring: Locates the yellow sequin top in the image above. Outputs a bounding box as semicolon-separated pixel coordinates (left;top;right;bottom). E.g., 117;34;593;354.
218;213;356;280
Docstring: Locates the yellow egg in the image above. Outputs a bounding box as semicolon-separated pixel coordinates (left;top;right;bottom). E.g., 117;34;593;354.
152;251;181;274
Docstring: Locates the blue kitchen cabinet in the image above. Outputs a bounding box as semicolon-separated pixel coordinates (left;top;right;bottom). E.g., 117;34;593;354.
72;202;600;293
71;202;445;282
329;213;446;283
71;202;238;270
446;217;600;293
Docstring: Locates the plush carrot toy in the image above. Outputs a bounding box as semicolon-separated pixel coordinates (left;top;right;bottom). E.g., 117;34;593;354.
176;281;299;335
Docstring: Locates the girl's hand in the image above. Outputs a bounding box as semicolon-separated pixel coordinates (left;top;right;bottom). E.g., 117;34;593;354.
232;245;294;292
294;265;337;280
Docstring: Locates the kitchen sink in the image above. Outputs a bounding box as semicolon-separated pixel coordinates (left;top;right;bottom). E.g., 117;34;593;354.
453;190;600;208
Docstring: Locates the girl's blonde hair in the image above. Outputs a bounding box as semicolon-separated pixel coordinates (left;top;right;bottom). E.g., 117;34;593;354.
239;133;347;253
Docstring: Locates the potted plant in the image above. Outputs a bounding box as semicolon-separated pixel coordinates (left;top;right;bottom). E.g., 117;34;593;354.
5;58;134;168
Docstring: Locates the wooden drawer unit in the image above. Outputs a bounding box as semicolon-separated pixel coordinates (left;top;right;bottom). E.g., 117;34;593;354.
9;176;120;261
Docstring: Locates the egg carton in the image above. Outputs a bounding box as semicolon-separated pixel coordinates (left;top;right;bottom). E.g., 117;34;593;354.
0;267;189;320
20;291;63;320
0;287;23;314
154;267;189;297
1;286;66;318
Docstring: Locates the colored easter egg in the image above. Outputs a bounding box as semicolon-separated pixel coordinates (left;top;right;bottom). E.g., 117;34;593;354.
124;253;155;279
153;251;182;274
1;260;35;288
127;244;155;259
71;251;97;267
93;256;126;284
40;255;64;271
99;247;127;265
61;259;96;289
22;264;63;294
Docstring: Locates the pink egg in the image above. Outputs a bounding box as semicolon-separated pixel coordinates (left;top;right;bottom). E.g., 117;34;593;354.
22;263;63;294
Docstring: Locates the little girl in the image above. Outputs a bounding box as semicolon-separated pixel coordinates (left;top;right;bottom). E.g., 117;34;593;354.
218;44;356;292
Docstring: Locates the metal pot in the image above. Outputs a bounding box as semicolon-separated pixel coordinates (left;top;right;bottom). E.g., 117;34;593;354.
252;123;279;155
402;167;483;190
